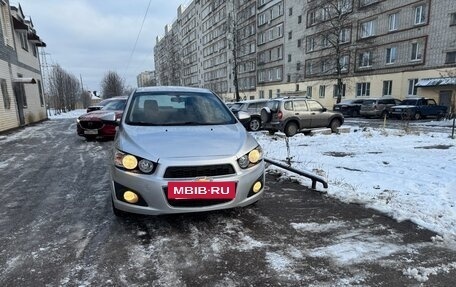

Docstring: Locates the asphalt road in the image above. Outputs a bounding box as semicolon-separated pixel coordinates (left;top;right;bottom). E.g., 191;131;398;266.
1;119;456;286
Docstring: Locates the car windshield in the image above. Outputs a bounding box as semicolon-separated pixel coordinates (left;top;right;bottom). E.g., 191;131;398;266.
125;91;237;126
400;99;419;105
101;99;126;111
230;103;243;111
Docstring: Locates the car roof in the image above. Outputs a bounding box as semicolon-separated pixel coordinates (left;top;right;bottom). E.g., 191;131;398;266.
135;86;212;93
236;99;270;104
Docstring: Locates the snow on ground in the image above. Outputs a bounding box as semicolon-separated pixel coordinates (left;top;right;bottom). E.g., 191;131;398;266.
253;127;456;245
48;109;86;119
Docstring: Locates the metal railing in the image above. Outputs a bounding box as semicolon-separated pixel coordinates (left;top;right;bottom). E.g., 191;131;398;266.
265;158;328;189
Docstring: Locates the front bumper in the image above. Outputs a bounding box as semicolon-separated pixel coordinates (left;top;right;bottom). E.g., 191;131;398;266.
77;121;116;138
111;157;265;215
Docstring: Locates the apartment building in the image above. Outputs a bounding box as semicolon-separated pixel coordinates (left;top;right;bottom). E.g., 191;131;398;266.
154;0;456;111
0;2;46;133
302;0;456;111
137;71;157;87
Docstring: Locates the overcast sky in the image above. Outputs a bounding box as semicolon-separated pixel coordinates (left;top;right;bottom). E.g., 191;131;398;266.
12;0;186;93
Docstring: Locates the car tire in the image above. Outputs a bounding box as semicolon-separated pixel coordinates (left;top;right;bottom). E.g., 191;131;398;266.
249;118;261;131
414;112;421;120
284;122;298;137
330;118;342;133
260;107;272;123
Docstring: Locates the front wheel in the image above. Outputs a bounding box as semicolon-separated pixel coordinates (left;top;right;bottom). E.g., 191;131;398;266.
330;118;342;133
249;118;261;131
284;122;298;137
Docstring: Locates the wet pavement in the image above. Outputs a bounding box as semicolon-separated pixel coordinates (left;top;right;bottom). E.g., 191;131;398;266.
1;119;456;286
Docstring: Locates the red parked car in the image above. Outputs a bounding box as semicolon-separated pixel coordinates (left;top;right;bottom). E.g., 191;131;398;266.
77;97;127;139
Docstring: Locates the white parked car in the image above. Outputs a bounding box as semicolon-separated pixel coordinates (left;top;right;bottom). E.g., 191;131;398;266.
110;86;265;216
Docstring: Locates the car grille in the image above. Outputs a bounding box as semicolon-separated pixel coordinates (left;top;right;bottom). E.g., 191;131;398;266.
162;188;233;207
80;121;103;129
163;164;235;178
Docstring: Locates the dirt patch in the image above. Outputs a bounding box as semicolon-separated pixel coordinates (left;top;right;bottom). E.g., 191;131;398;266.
323;152;355;157
414;145;453;150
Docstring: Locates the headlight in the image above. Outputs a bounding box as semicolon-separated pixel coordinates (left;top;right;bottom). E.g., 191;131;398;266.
114;150;156;174
238;146;263;169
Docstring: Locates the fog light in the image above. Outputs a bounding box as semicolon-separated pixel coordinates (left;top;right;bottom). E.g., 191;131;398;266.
252;181;262;193
122;155;138;170
123;191;139;203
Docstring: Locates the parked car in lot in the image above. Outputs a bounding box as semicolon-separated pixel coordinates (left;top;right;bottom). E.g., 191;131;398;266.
359;98;401;118
390;98;448;120
77;97;127;139
86;98;116;113
333;99;366;117
260;97;344;137
229;99;270;131
111;86;265;216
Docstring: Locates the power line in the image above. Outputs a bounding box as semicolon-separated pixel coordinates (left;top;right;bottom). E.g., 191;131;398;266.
124;0;152;78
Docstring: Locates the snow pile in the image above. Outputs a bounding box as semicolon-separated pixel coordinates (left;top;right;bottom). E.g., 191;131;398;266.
253;127;456;244
48;109;86;119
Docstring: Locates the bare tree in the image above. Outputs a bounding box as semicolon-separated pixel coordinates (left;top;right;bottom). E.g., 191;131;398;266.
101;71;125;99
80;90;92;108
305;0;364;103
227;12;240;102
47;64;80;113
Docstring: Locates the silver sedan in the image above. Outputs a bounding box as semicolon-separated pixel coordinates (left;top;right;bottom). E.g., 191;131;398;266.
110;86;265;216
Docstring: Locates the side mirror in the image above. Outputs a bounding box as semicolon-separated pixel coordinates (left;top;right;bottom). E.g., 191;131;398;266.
100;112;118;125
235;111;251;125
322;107;327;112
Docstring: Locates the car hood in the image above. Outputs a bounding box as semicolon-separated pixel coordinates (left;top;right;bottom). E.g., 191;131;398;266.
78;110;123;120
116;123;255;162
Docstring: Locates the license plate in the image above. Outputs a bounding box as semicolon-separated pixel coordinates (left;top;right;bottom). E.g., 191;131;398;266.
168;181;236;200
84;130;98;135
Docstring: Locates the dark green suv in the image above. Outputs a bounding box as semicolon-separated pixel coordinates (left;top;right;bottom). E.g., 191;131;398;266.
261;97;344;137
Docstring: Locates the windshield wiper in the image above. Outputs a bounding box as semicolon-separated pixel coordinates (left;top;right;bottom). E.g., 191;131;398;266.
126;121;160;126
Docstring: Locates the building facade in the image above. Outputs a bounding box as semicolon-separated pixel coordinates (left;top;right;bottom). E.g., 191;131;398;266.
154;0;456;111
137;70;157;87
0;2;46;133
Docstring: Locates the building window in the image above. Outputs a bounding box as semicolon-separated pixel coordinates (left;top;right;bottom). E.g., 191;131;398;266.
388;13;398;31
333;84;346;98
1;79;10;109
298;15;302;24
37;80;44;106
359;51;372;67
408;79;419;96
411;42;422;61
319;85;326;98
360;20;375;38
297;39;301;47
386;47;396;64
289;7;293;16
288;31;292;40
276;89;280;97
356;82;370;97
383;80;392;96
446;51;456;64
288;54;292;62
415;5;426;25
451;13;456;26
287;74;291;82
340;55;349;71
339;28;351;43
259;90;264;98
308;11;317;26
296;84;300;91
268;90;273;98
297;62;301;71
20;32;29;51
306;86;312;98
306;37;315;52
